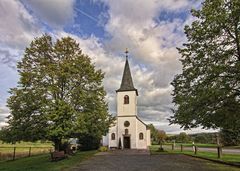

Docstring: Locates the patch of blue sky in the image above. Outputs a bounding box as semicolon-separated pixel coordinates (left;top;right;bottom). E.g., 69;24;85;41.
65;0;109;40
155;10;190;24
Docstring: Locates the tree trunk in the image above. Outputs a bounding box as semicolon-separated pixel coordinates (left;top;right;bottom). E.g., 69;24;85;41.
53;138;61;151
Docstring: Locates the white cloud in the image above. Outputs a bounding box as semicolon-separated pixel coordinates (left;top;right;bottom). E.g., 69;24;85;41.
0;105;10;128
0;0;40;49
23;0;76;29
0;0;42;128
24;0;203;134
98;0;201;133
0;0;211;134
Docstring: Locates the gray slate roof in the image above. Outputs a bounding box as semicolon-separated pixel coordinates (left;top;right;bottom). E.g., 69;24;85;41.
116;58;138;95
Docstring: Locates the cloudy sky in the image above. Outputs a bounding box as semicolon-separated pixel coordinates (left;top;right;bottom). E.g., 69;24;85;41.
0;0;216;134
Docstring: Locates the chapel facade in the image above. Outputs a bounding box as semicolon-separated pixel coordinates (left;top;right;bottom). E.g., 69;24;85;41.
103;51;151;149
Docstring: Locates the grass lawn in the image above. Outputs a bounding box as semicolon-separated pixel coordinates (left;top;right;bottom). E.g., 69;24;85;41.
0;141;54;161
150;145;240;163
0;141;53;147
0;141;53;153
0;150;97;171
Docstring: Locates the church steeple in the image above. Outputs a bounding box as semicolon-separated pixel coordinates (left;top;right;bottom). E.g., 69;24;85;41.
116;49;138;95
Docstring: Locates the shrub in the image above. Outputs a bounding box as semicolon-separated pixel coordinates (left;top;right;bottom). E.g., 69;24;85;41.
98;146;108;152
78;134;101;151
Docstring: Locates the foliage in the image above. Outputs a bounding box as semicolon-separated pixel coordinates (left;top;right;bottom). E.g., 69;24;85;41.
170;0;240;132
190;133;218;144
2;35;113;150
147;124;159;143
166;132;191;143
193;135;208;144
78;134;101;151
98;146;108;152
176;132;191;143
166;135;177;143
220;129;240;146
157;130;167;144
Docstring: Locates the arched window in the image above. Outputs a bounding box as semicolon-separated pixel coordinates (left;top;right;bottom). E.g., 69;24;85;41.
125;129;129;135
111;133;115;140
139;133;144;140
124;95;129;104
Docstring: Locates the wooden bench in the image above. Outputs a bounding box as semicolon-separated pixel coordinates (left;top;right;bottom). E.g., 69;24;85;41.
66;148;75;155
50;151;67;161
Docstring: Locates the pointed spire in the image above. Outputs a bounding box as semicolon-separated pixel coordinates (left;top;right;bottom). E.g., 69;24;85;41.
116;49;138;95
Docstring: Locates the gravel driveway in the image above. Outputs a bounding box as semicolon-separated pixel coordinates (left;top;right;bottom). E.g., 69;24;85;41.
70;149;240;171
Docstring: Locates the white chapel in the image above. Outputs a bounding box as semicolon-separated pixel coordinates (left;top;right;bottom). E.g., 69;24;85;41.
103;51;151;149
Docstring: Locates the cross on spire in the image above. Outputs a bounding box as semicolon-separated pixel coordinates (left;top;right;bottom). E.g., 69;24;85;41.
125;48;129;59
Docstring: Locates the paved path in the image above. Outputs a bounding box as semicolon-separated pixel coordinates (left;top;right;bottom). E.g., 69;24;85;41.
70;150;239;171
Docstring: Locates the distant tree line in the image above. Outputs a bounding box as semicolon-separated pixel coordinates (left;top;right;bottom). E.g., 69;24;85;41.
148;124;240;146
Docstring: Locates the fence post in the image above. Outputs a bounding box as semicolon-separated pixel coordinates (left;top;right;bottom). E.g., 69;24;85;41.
181;144;183;152
217;146;222;158
172;144;174;150
194;146;198;155
29;147;31;157
13;147;16;160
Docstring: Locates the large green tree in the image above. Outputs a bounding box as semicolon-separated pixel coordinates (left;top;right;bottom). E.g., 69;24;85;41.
170;0;240;132
220;128;240;146
2;35;113;150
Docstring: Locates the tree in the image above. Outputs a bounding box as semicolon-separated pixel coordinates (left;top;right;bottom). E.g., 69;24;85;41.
190;133;217;144
170;0;240;132
2;35;113;150
148;124;159;143
176;132;191;143
193;134;208;144
220;129;240;146
166;135;177;143
157;130;167;144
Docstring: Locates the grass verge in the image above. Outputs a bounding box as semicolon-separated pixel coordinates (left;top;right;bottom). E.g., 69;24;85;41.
0;150;97;171
150;145;240;171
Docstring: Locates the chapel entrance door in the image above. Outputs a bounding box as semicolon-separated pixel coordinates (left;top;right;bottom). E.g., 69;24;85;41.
123;136;130;149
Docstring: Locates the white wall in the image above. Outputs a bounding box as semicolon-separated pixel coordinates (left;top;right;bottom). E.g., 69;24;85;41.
117;91;137;116
102;134;109;146
108;124;117;148
117;116;137;149
103;86;150;149
136;119;148;149
147;129;151;146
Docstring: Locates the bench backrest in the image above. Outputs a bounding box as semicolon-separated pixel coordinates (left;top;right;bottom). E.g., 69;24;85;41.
52;151;65;157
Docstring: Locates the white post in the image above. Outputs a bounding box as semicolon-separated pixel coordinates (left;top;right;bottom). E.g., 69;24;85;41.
192;141;195;153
